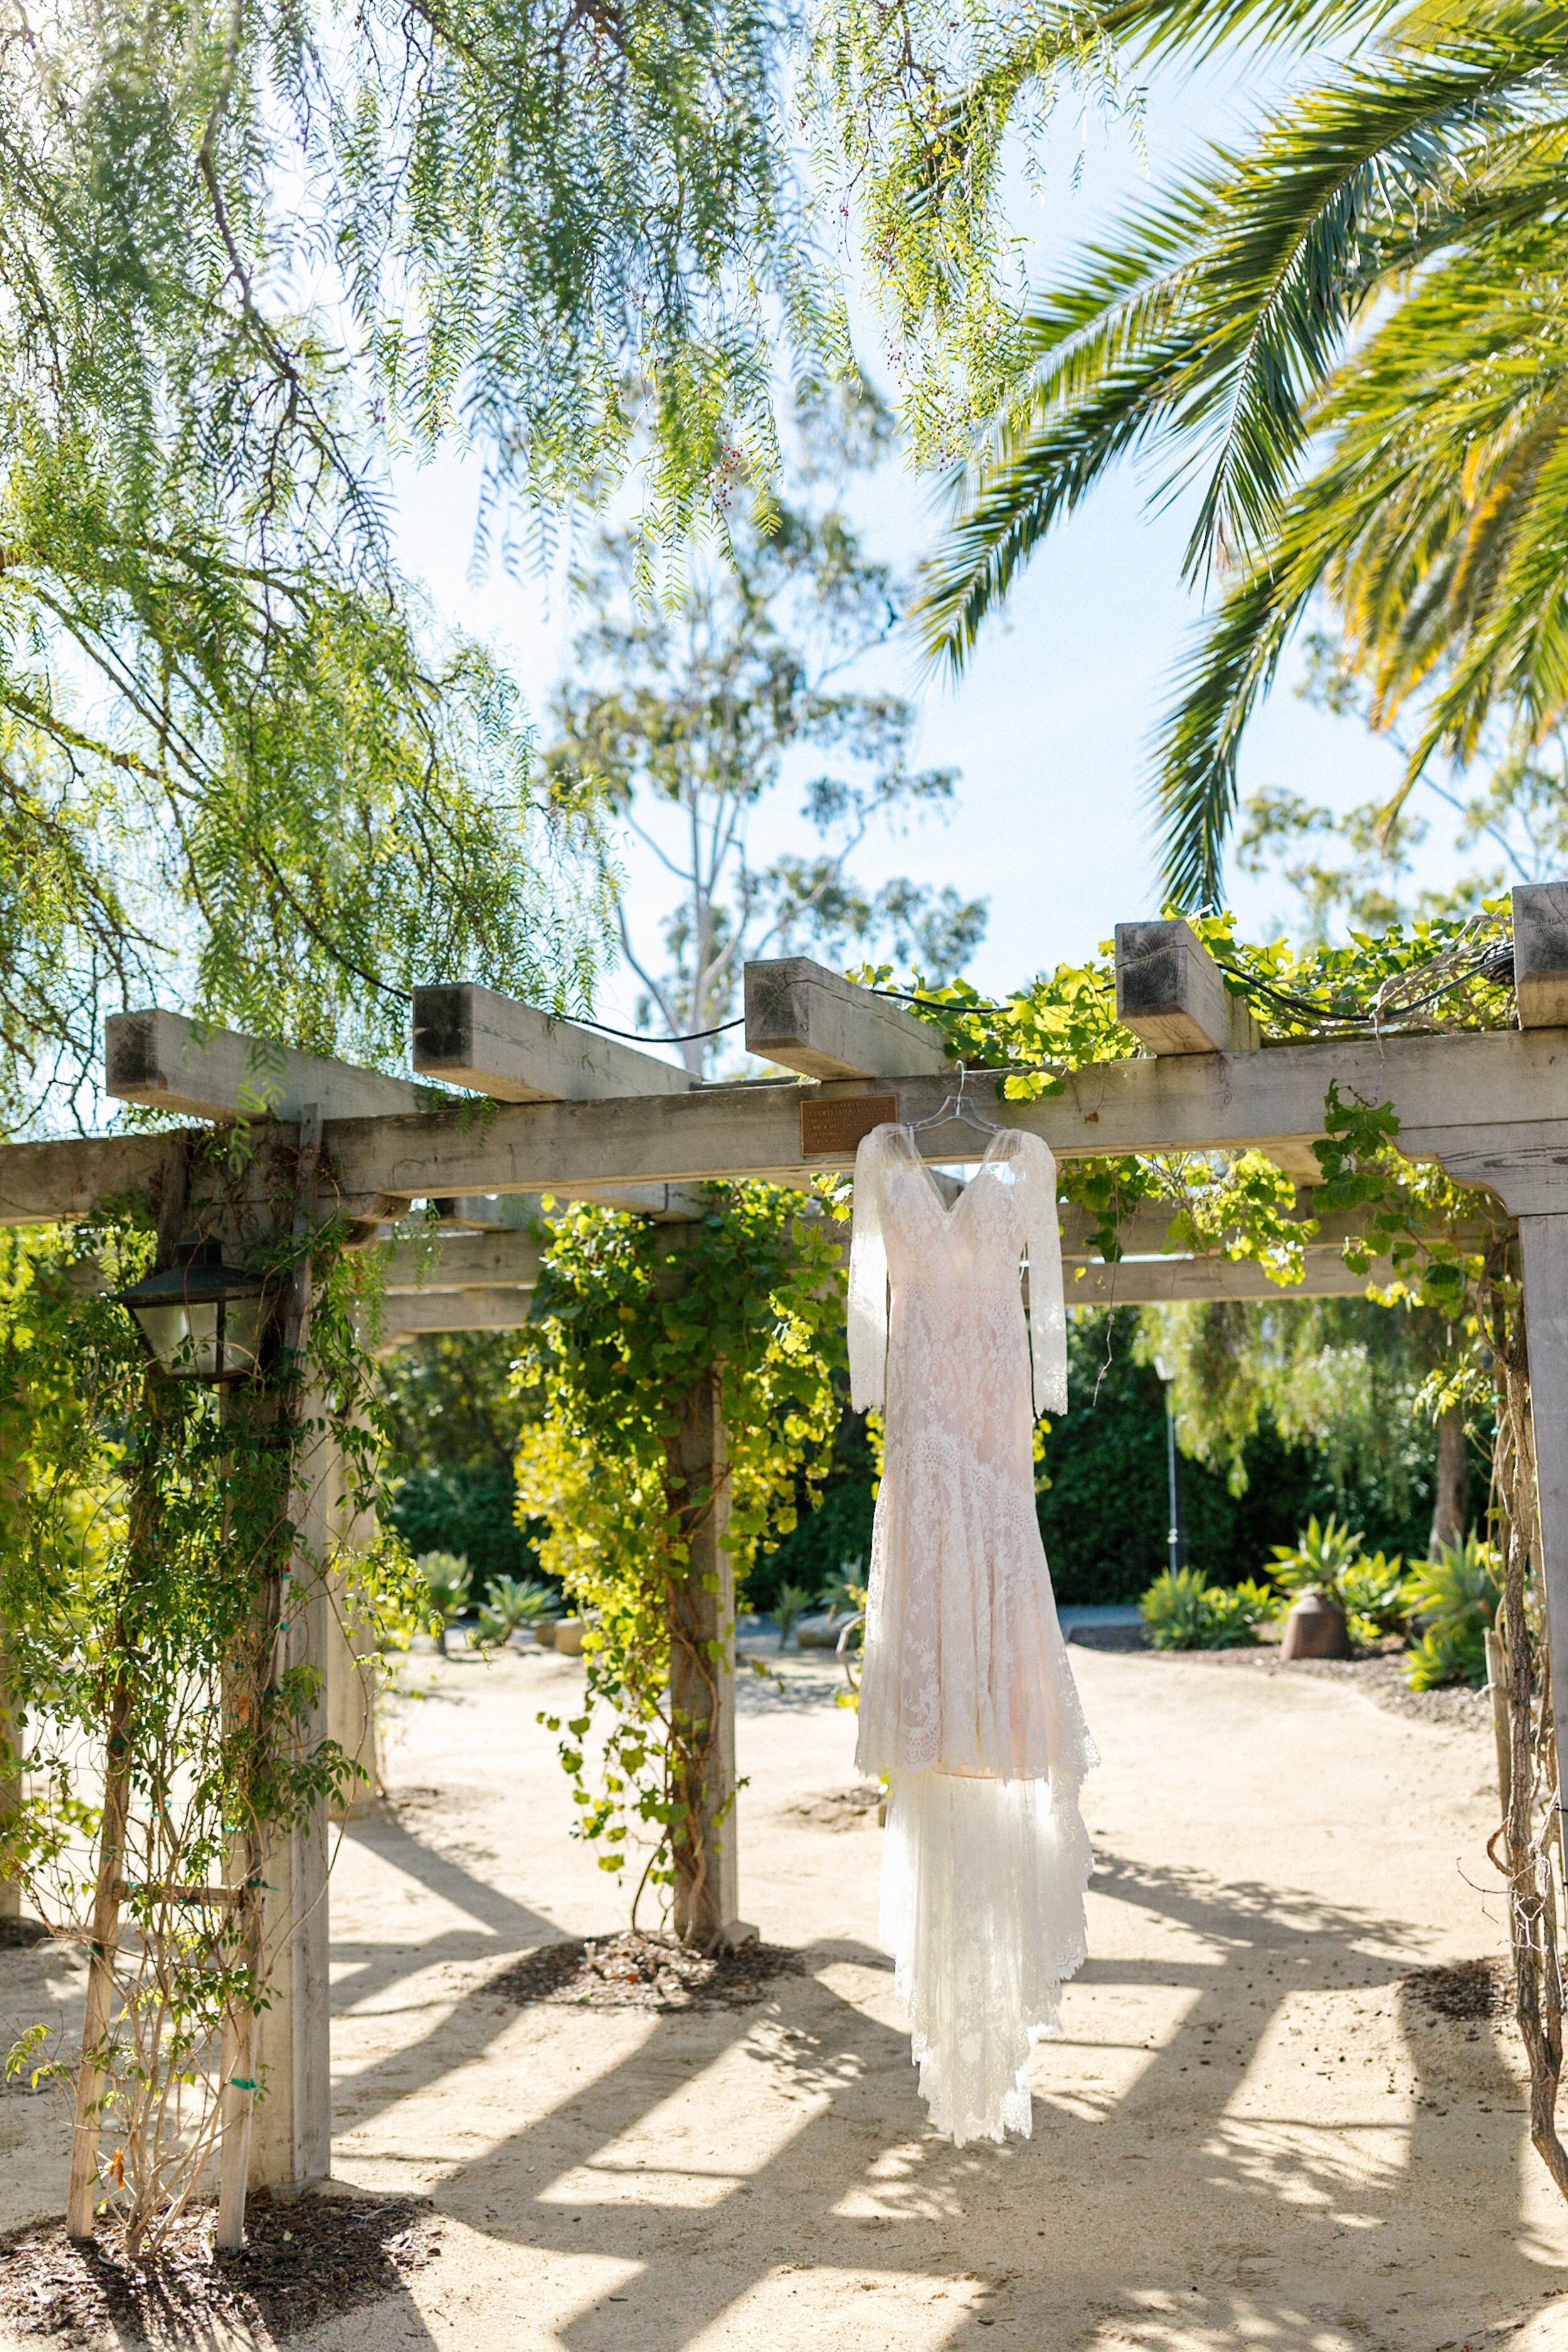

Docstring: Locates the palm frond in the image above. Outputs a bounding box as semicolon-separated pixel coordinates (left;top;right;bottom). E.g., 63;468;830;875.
921;3;1568;896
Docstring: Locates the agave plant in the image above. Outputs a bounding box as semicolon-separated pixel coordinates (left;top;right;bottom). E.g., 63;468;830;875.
1403;1533;1503;1688
1268;1515;1365;1608
1339;1550;1409;1646
1140;1567;1278;1651
477;1576;559;1648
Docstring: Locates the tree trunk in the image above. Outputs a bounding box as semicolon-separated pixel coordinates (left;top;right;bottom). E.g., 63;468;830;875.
1428;1407;1468;1556
665;1369;752;1949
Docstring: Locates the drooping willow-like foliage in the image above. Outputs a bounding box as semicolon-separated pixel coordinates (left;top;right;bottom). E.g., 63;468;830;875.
0;0;700;1129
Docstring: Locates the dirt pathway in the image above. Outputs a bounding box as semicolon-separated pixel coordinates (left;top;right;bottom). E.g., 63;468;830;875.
3;1638;1565;2351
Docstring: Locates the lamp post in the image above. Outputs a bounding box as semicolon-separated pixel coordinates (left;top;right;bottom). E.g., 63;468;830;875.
114;1234;271;1382
1153;1353;1185;1576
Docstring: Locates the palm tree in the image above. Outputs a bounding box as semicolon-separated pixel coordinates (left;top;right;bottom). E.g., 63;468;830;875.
913;3;1568;908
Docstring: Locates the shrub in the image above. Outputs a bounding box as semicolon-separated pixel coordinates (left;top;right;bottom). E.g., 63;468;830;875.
477;1574;558;1648
1140;1567;1278;1650
1269;1515;1412;1646
1405;1621;1487;1690
1401;1535;1502;1689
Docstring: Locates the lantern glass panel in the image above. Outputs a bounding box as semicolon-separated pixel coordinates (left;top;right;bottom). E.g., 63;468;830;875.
132;1292;267;1379
132;1301;195;1373
217;1291;266;1379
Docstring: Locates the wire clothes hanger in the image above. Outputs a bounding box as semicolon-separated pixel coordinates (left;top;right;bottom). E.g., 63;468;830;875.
904;1062;1004;1138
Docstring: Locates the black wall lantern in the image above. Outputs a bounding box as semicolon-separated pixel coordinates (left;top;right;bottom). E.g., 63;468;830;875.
115;1234;270;1382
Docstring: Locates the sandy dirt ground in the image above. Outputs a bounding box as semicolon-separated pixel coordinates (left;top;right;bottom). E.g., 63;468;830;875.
4;1636;1568;2352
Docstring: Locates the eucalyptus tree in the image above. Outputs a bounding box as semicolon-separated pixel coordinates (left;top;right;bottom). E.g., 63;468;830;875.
543;408;986;1073
909;1;1568;908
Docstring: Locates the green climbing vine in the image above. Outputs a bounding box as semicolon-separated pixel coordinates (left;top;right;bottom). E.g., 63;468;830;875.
514;1186;846;1919
0;1132;420;2250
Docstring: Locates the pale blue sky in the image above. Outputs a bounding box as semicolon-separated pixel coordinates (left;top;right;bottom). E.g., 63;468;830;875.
391;39;1454;1039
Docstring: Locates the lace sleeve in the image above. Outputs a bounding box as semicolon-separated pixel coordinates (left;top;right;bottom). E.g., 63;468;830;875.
1020;1134;1067;1418
847;1128;891;1413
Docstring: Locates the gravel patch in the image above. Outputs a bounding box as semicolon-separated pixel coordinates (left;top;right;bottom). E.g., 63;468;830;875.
493;1928;806;2013
0;2188;439;2347
1404;1956;1512;2021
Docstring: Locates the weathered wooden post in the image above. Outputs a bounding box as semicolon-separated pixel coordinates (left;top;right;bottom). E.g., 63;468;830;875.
1513;1216;1568;1876
0;1641;20;1923
100;1023;437;2227
1483;888;1568;1880
411;987;760;1941
242;1415;334;2196
241;1106;333;2202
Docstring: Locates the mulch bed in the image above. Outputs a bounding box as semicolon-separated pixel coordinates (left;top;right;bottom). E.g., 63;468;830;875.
0;2188;439;2348
494;1929;805;2013
1403;1956;1513;2023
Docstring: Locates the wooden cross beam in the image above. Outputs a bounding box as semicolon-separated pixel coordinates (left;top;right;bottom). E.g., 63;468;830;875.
288;897;1568;1209
105;1009;428;1122
1064;1254;1395;1305
379;1231;543;1290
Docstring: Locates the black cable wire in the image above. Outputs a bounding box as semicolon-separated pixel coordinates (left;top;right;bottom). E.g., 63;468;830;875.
867;985;1020;1015
1208;946;1510;1029
571;1012;748;1045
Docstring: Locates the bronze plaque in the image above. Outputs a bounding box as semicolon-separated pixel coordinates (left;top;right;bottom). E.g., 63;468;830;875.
800;1092;898;1158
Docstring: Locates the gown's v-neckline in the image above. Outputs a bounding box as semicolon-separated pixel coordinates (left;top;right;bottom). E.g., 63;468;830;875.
899;1123;1012;1219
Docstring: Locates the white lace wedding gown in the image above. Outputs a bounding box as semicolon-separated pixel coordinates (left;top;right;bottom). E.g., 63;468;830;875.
848;1123;1094;2145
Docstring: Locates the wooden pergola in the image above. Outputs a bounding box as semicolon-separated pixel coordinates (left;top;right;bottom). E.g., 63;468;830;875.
3;886;1566;2210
